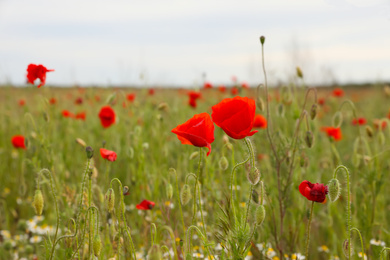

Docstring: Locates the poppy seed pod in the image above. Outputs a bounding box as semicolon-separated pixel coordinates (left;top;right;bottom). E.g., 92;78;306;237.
305;131;314;148
147;244;162;260
105;188;115;212
247;167;261;186
219;156;229;171
180;184;192;206
332;111;343;128
257;96;265;111
93;234;102;257
255;205;266;226
32;189;44;215
260;36;265;44
86;146;94;159
166;183;173;199
328;179;341;202
310;104;317;120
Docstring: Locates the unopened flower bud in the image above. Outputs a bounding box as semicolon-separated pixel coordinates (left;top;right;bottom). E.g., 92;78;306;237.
219;156;229;171
255;205;266;226
157;102;168;111
189;151;199;160
310;103;317;120
277;104;284;117
105;188;115;212
93;234;102;257
180;184;192;206
226;143;233;151
123;186;130;196
332;111;343;128
328;179;341;202
252;190;259;204
247;167;260;185
43;112;49;122
76;138;86;147
106;92;117;106
365;125;373;138
296;67;303;78
32;189;44;215
260;35;265;45
85;146;94;159
343;239;352;259
257;96;265;111
166;183;173;199
147;244;162;260
305;131;314;148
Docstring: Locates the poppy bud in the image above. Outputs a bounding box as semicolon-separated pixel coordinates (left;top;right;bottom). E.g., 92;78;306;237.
105;188;115;212
147;244;162;260
328;179;341;202
281;86;292;105
169;168;176;175
25;245;34;255
260;35;265;45
226;143;233;151
300;154;308;168
222;135;230;145
305;131;314;148
384;85;390;97
332;111;343;128
255;205;266;226
3;240;13;251
32;189;44;215
157;102;168;111
166;183;173;199
189;151;199;160
93;234;102;257
365;125;373;138
43;112;49;122
180;184;192;206
277;104;284;117
296;66;303;78
247;167;260;186
343;239;352;259
310;104;317;120
123;186;130;196
86;146;94;159
257;96;265;111
76;138;87;147
251;190;259;204
219;156;229;171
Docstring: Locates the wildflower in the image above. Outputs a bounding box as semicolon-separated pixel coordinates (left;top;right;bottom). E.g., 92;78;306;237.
241;82;249;89
75;97;83;105
332;88;344;97
189;98;197;108
211;96;258;139
318;98;325;106
188;91;201;108
267;248;276;258
11;135;26;149
100;148;117;162
148;88;155;95
317;245;329;253
171;112;215;156
370;239;385;246
352;117;366;126
49;98;57;104
62;110;74;118
136;200;155;210
253;114;267;129
19;99;26;106
127;93;136;102
98;106;116;128
299;180;328;203
29;235;42;244
26;64;54;88
75;112;86;120
218;85;226;93
358;252;367;259
373;119;387;130
0;230;11;239
231;87;238;95
321;127;342;141
204;82;213;89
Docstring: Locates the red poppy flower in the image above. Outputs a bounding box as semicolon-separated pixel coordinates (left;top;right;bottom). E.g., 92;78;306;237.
100;148;117;162
332;88;344;97
321;127;342;141
253;114;267;129
136;199;155;210
241;82;249;89
19;99;26;106
352;117;366;126
188;91;201;100
75;97;83;105
62;110;74;118
188;98;197;108
373;119;387;130
127;93;136;102
49;98;57;105
231;76;237;83
218;85;226;93
75;112;86;120
211;96;258;140
204;82;213;89
95;95;101;102
26;64;54;88
98;106;116;128
148;88;155;95
231;87;238;95
11;135;26;149
388;110;390;120
318;98;325;106
299;180;328;203
172;112;215;156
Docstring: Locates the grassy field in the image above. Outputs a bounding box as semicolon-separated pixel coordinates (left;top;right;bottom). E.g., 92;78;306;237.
0;81;390;260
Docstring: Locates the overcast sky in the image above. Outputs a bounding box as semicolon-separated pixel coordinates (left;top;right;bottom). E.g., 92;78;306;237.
0;0;389;87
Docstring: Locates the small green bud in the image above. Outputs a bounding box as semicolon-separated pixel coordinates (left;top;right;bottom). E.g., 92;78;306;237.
219;156;229;171
32;189;44;215
43;112;49;122
310;103;317;120
343;239;352;259
24;244;34;254
189;151;199;160
277;104;284;117
251;190;259;204
259;36;265;45
3;240;13;251
123;186;130;196
226;143;233;151
105;188;115;212
296;66;303;78
257;96;265;111
86;146;94;159
332;111;343;128
147;244;162;260
247;167;260;185
328;179;341;202
305;131;314;148
93;234;102;257
255;205;266;226
166;183;173;199
169;168;176;175
180;184;192;206
365;125;374;138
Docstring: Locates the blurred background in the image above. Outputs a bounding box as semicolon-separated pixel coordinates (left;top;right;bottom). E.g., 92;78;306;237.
0;0;389;87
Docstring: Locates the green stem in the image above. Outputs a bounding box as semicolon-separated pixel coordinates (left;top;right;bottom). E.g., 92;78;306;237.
305;201;315;260
350;227;364;258
244;138;256;227
151;223;157;246
192;148;203;225
380;247;390;260
160;225;180;260
172;168;186;235
88;175;93;259
333;165;351;259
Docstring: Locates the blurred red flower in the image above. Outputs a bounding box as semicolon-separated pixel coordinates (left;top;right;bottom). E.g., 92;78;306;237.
373;119;387;130
299;180;328;203
11;135;26;149
318;98;325;106
241;82;249;89
231;87;238;95
127;93;136;102
75;112;86;121
136;199;155;210
62;110;74;118
188;91;201;108
172;112;215;156
321;127;342;141
148;88;155;95
332;88;344;97
98;106;116;128
188;98;197;108
204;82;213;89
49;98;57;105
253;114;267;129
19;99;26;106
26;64;54;88
218;85;226;93
100;148;117;162
352;117;366;126
211;96;258;139
75;97;83;105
